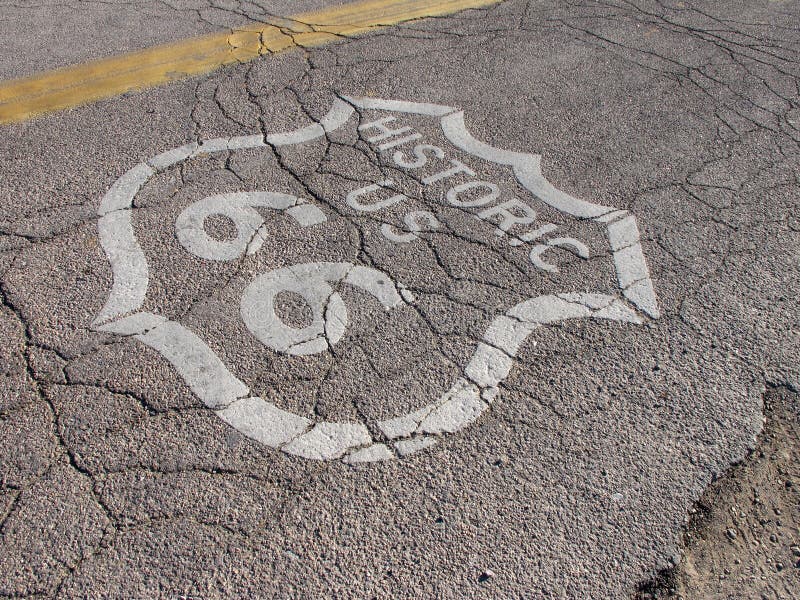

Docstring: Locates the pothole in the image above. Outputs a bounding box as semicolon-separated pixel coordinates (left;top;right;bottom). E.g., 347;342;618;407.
634;385;800;599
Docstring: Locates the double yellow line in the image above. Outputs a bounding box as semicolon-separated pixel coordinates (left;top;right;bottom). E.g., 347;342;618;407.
0;0;499;124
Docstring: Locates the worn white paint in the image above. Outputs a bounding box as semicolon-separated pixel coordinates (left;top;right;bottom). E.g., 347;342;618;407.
148;143;198;171
607;215;661;318
394;437;437;456
346;180;406;212
191;134;266;155
344;443;395;464
136;320;250;409
175;191;316;262
345;96;456;117
216;397;312;448
95;311;166;335
98;162;153;216
266;98;354;146
283;422;373;460
92;96;661;463
529;237;590;273
240;262;404;356
93;210;149;325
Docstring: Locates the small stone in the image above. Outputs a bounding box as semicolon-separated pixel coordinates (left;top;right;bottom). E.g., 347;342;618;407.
770;534;778;543
776;563;785;572
791;545;800;557
726;528;737;540
478;569;495;582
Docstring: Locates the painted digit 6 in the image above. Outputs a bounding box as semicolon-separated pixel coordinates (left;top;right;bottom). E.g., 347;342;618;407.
240;262;409;356
175;191;326;261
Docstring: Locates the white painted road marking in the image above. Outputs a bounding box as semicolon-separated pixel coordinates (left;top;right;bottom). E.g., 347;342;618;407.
240;262;404;356
175;191;325;261
91;97;660;463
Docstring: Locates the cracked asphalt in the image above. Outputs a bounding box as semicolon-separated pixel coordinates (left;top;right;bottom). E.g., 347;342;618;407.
0;0;337;80
1;0;799;598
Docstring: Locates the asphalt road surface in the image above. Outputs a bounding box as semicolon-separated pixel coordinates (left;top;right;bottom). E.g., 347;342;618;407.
1;0;798;598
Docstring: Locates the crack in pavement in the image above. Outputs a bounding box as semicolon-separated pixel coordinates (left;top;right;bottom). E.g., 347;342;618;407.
1;0;798;596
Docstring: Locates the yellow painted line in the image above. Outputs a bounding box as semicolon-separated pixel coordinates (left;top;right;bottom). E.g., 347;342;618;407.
0;0;500;124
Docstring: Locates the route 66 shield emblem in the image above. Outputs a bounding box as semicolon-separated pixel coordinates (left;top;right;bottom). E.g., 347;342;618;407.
92;97;659;463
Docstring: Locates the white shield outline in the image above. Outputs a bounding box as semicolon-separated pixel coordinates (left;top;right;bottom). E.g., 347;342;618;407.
91;96;660;463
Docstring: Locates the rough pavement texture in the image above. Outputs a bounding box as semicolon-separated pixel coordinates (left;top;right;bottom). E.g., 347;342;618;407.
635;386;800;599
0;0;336;80
1;0;799;598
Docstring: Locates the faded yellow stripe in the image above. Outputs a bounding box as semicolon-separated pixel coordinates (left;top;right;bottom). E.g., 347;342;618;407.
0;0;499;124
